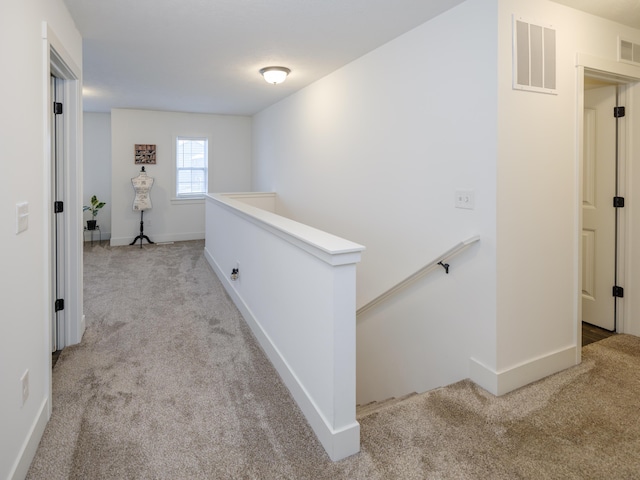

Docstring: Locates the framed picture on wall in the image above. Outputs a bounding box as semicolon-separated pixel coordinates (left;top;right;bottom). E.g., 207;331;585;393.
134;144;157;164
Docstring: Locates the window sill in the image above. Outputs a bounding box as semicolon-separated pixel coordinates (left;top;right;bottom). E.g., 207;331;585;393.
171;196;206;205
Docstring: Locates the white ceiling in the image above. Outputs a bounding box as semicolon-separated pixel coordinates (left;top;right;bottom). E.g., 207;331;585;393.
64;0;467;116
64;0;640;116
551;0;640;31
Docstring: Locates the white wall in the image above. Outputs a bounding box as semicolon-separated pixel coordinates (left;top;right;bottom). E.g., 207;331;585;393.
83;113;112;238
491;0;640;387
110;109;252;246
253;0;640;402
253;0;499;403
0;0;82;478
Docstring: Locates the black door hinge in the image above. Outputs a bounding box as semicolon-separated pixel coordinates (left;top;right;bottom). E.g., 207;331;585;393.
53;102;63;115
55;298;65;312
54;201;64;213
614;106;626;118
613;286;624;298
613;196;625;208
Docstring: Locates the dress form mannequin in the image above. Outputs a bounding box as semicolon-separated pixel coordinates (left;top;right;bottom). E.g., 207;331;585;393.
131;167;154;211
130;166;155;247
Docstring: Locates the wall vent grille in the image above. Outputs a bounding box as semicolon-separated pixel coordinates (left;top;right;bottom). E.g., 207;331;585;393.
512;16;557;95
619;37;640;66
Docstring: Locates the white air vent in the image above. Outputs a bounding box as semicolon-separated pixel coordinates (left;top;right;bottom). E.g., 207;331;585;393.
512;16;557;95
619;37;640;66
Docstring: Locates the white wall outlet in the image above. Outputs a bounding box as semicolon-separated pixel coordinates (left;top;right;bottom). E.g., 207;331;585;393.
455;190;475;210
21;370;29;406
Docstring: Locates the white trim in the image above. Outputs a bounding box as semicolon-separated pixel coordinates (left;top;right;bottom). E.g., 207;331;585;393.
9;398;49;480
616;83;629;335
42;23;80;76
470;346;577;396
110;231;204;247
575;66;585;365
170;197;205;205
207;193;365;265
576;53;640;80
43;22;84;349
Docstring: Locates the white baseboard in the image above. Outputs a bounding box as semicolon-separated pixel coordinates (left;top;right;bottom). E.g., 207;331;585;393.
83;230;110;242
470;345;578;396
10;397;49;480
110;232;204;247
204;246;360;461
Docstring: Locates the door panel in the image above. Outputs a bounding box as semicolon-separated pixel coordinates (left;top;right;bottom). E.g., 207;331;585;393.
582;85;616;330
581;229;595;299
52;74;66;351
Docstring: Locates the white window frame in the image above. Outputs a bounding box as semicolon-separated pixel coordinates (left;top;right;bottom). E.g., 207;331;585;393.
173;135;209;202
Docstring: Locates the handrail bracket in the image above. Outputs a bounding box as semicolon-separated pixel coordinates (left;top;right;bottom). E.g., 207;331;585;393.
356;235;480;317
437;261;450;274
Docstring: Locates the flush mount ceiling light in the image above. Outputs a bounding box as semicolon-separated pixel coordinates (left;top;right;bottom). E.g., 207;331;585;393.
259;66;291;85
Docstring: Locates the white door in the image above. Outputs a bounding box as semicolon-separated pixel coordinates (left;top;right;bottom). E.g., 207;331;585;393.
51;74;66;351
582;84;617;331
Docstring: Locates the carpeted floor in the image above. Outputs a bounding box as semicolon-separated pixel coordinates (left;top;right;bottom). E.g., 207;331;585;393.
27;240;640;479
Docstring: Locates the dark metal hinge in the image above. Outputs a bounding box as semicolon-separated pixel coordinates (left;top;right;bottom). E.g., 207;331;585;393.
53;102;63;115
613;286;624;298
614;106;626;118
55;298;65;312
613;196;625;208
54;201;64;213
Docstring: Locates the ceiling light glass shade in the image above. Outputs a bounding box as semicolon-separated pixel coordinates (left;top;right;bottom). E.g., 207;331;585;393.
259;66;291;85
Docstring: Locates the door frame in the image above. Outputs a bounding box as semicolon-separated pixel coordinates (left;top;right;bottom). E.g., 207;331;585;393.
43;23;83;413
576;54;640;363
582;82;623;331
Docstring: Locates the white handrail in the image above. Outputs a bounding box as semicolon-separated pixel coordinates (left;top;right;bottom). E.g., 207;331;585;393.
356;235;480;317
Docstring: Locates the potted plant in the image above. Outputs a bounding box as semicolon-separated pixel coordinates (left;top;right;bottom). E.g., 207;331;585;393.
83;195;106;230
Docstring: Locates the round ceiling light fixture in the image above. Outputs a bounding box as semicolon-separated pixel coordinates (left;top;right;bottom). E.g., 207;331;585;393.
259;66;291;85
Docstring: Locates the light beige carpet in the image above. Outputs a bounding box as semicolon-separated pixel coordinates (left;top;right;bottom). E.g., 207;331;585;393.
27;240;640;479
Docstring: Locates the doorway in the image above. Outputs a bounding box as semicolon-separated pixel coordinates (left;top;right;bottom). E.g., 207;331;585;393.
46;29;84;356
581;80;619;333
576;63;640;346
576;54;640;360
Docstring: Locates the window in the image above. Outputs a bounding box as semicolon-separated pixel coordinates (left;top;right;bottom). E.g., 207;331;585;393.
176;136;208;197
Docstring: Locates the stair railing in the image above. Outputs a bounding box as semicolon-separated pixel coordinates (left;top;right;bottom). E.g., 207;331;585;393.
356;235;480;317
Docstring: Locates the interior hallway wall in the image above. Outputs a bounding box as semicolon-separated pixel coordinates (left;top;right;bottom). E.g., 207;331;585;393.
253;0;640;401
0;0;82;477
110;109;252;246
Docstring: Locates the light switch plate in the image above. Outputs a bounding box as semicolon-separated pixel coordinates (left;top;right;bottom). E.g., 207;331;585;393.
455;190;475;210
16;202;29;234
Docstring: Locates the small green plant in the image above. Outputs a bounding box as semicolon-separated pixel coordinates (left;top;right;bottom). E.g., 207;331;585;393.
83;195;106;218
